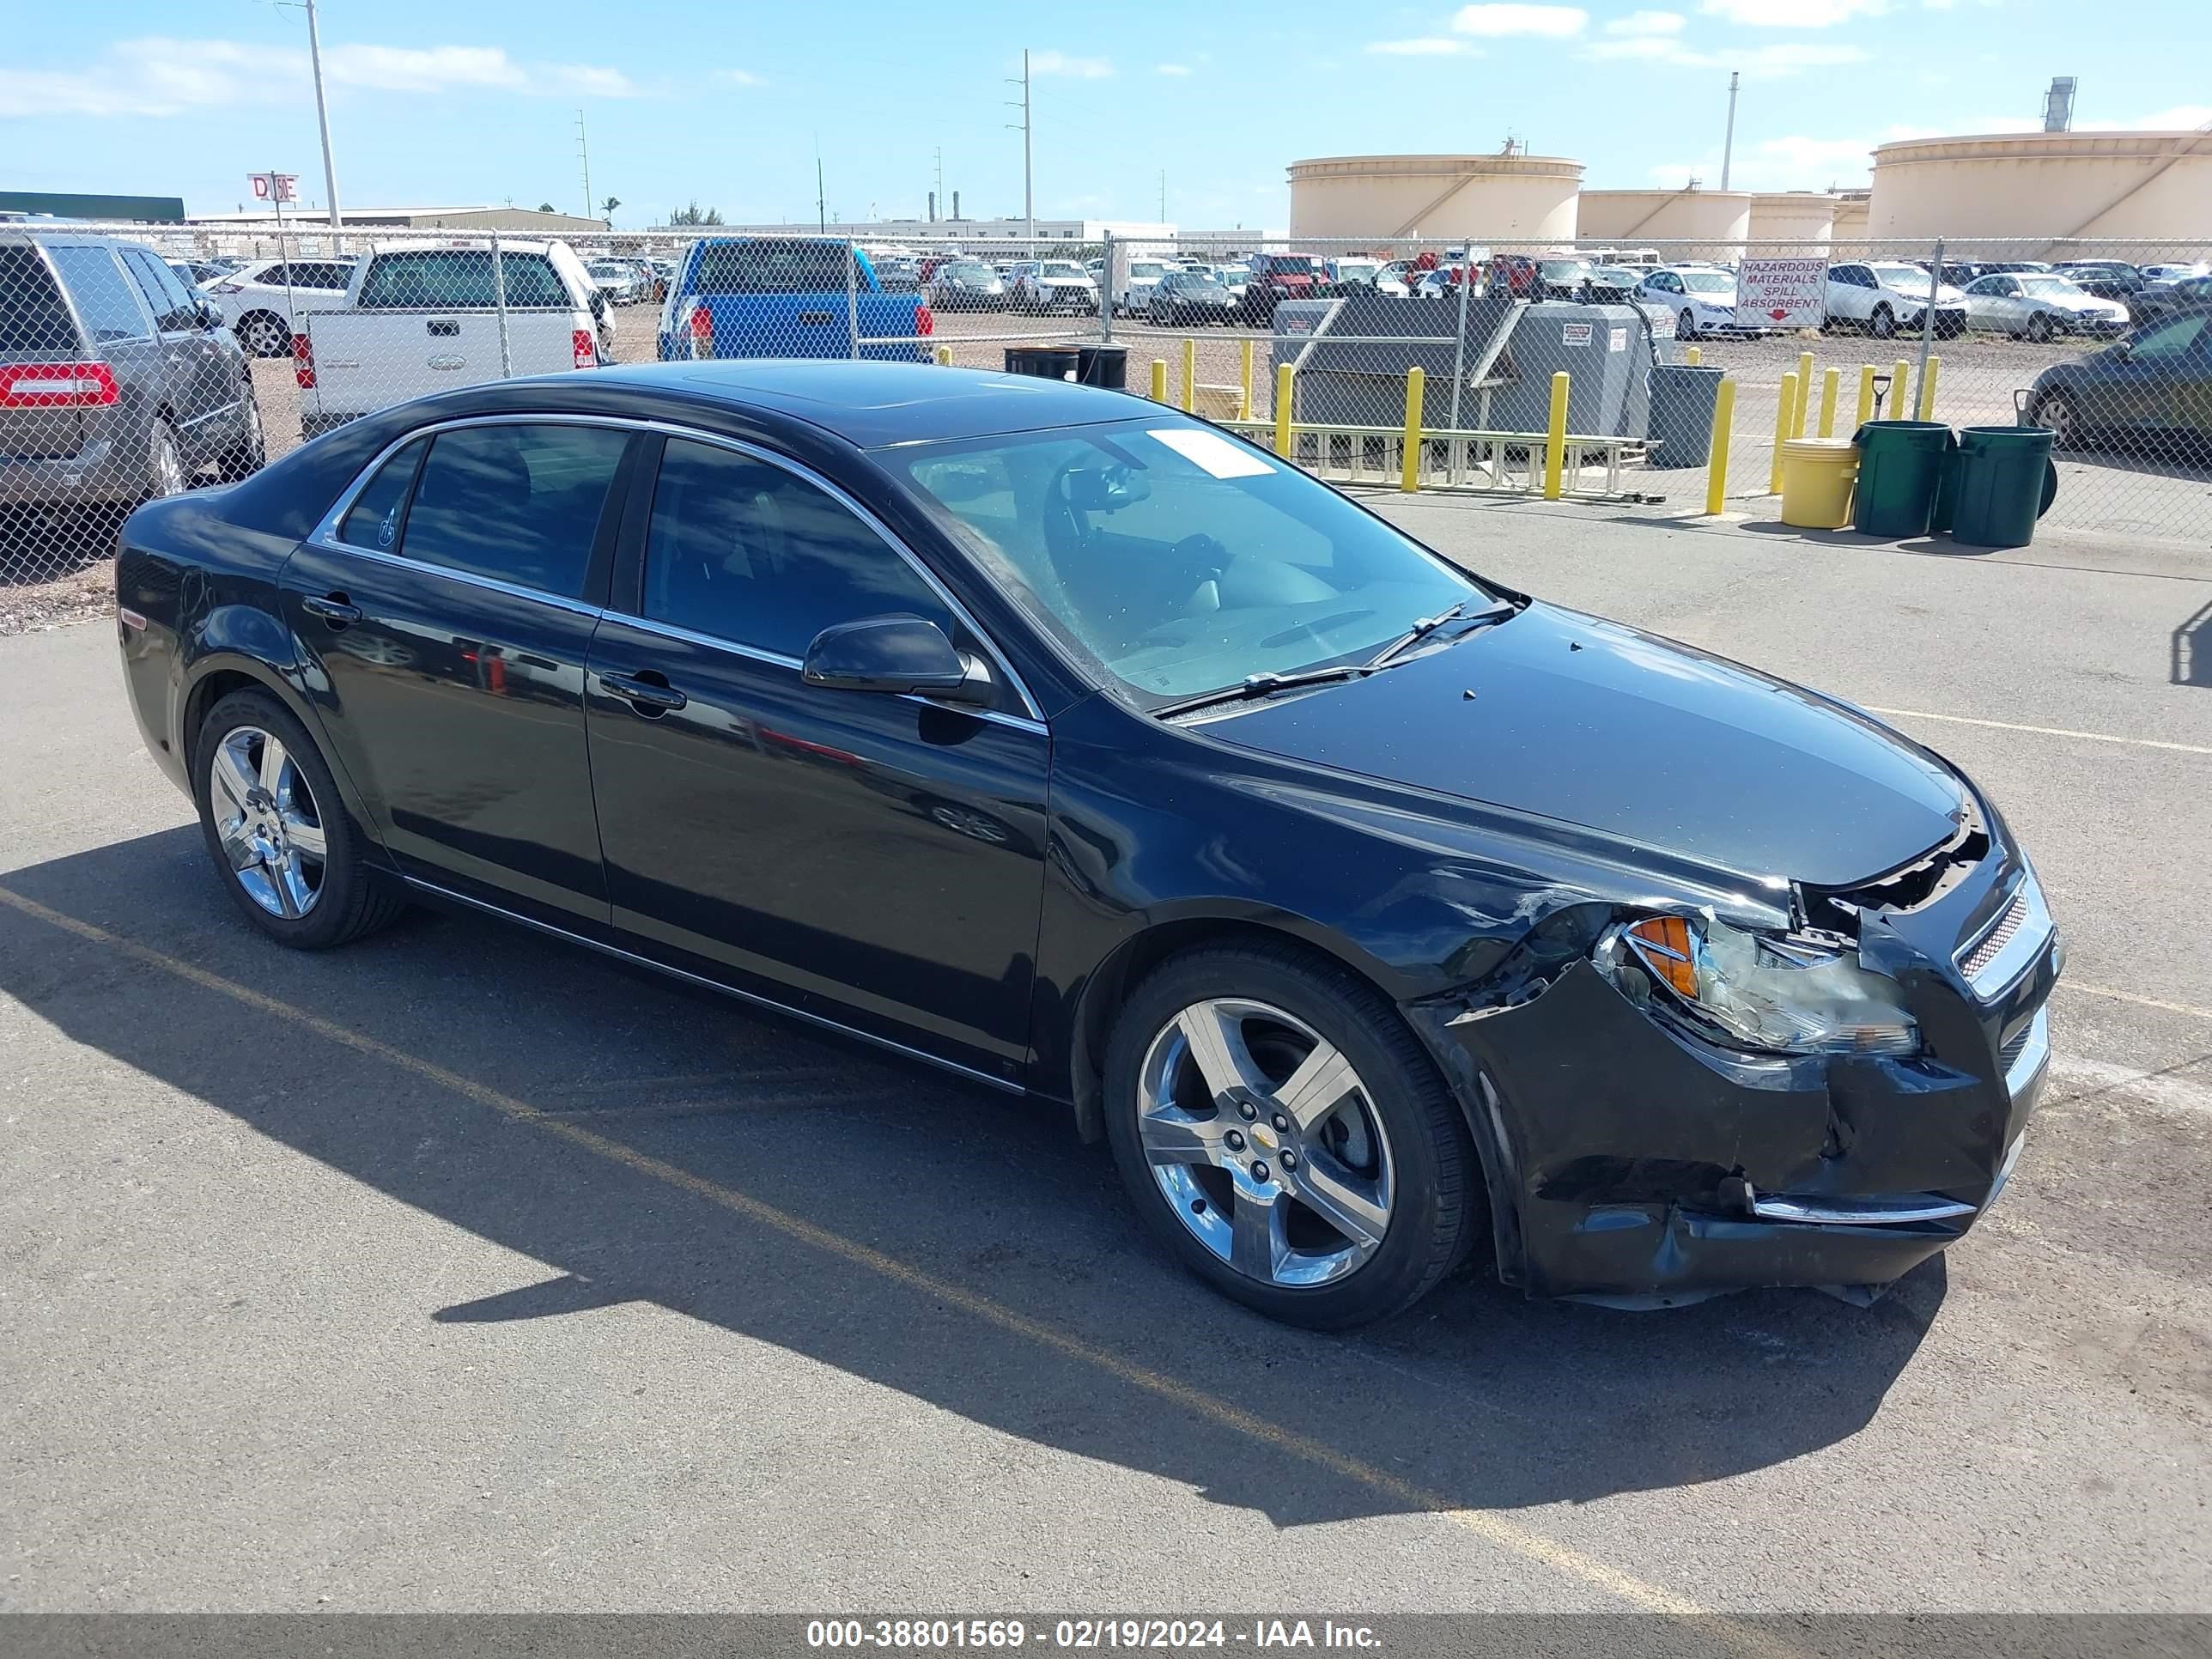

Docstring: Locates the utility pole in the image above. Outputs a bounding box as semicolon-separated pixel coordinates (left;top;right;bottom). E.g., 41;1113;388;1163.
1720;71;1741;191
935;147;945;222
274;0;343;232
1159;169;1166;222
576;111;592;222
816;140;826;233
1007;52;1033;255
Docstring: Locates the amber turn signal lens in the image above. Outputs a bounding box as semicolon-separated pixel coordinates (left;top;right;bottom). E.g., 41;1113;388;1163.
1627;915;1699;998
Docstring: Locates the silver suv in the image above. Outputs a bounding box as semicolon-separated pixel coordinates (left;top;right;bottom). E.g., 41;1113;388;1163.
2;231;264;549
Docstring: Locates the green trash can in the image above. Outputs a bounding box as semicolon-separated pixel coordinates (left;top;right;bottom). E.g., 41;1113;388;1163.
1851;420;1956;538
1945;425;2059;549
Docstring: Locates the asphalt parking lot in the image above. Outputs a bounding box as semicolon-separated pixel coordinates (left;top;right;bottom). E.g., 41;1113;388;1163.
3;493;2209;1619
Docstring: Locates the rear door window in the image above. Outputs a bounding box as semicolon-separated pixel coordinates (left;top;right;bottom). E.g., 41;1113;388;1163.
47;245;149;343
693;240;849;294
337;437;429;550
399;422;630;599
0;245;81;354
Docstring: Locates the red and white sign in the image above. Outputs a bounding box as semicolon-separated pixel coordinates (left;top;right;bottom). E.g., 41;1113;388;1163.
248;173;300;204
1738;257;1827;330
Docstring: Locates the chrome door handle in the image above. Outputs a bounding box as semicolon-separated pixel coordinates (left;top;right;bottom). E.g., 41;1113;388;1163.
598;671;687;713
302;593;361;627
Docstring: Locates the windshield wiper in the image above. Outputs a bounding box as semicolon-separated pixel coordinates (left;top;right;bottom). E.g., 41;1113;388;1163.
1363;596;1518;671
1151;665;1370;720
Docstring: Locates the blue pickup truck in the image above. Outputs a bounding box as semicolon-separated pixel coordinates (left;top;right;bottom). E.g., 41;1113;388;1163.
656;237;934;362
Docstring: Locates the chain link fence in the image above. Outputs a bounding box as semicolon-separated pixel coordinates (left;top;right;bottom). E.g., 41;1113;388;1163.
3;220;2207;630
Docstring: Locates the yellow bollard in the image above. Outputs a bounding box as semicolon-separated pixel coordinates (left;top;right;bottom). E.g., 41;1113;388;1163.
1150;358;1168;403
1683;344;1702;366
1274;363;1295;458
1892;357;1911;422
1856;364;1876;429
1400;367;1425;492
1916;356;1941;421
1239;338;1255;421
1542;370;1570;501
1818;367;1840;438
1705;376;1736;517
1794;350;1814;436
933;343;952;367
1770;371;1798;494
1182;337;1196;414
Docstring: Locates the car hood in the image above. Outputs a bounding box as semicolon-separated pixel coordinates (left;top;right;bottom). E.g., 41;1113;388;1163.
1195;602;1968;888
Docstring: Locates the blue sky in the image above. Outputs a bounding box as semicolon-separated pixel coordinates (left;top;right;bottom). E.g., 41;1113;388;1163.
6;0;2206;226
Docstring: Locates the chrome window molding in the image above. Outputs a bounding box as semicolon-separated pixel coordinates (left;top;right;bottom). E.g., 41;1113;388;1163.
400;874;1024;1095
302;410;1047;723
298;537;606;620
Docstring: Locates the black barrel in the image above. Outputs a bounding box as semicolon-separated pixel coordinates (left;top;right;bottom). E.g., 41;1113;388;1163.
1076;343;1129;390
1004;345;1081;380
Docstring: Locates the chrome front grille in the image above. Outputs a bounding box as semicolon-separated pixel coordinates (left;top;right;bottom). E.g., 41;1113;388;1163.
1960;896;2027;981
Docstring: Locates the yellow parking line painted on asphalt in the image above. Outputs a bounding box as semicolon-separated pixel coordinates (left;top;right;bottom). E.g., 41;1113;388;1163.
1863;706;2212;757
0;880;1779;1635
2055;981;2212;1022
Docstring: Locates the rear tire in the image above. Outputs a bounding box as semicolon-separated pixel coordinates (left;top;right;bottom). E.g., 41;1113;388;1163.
1103;941;1481;1329
143;419;187;502
217;384;267;481
192;690;404;950
239;312;291;358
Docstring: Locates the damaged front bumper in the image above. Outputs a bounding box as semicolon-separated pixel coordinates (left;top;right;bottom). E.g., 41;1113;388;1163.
1405;869;2060;1307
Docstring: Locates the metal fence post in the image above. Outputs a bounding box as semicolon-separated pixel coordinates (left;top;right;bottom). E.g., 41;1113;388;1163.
848;239;860;360
1449;252;1473;429
1916;236;1942;408
1099;228;1115;344
489;233;513;379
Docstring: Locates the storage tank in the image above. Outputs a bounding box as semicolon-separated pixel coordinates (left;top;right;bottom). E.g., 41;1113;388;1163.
1869;131;2212;247
1576;188;1753;253
1747;191;1838;252
1286;153;1583;242
1832;191;1871;249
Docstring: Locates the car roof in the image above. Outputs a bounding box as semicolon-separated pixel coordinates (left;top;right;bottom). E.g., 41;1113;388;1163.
583;361;1155;448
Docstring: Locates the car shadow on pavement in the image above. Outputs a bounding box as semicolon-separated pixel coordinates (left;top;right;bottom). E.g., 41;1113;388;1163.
2175;599;2212;688
0;826;1942;1529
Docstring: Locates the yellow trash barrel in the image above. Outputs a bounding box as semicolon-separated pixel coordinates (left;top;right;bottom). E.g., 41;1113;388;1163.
1778;437;1860;530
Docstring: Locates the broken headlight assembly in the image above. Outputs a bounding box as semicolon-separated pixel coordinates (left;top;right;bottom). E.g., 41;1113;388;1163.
1595;914;1920;1058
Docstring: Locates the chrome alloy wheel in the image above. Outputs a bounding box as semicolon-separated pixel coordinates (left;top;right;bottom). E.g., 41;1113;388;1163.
1136;998;1395;1288
207;726;328;918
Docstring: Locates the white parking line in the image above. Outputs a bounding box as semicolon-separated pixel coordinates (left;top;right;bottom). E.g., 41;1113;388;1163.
1864;706;2212;756
2057;981;2212;1021
2049;1055;2212;1119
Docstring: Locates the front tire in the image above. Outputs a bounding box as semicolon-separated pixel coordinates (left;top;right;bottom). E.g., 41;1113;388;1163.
1677;308;1697;343
192;690;404;949
2026;312;2057;343
2032;390;2084;451
1870;304;1896;339
1103;942;1481;1328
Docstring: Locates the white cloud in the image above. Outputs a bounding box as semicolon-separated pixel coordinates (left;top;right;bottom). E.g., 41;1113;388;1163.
1604;9;1685;31
0;35;634;118
1154;62;1194;76
1698;0;1884;25
1366;35;1481;52
1029;49;1114;77
1586;35;1866;70
1452;3;1589;36
715;69;765;88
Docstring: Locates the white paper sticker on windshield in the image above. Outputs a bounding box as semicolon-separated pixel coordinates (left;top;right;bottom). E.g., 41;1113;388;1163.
1146;428;1276;478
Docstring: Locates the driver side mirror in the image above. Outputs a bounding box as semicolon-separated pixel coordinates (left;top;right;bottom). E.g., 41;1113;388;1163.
802;615;994;706
198;299;225;331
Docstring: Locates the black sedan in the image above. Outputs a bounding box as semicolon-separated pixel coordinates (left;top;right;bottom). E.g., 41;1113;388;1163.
114;362;2060;1328
2023;307;2212;454
1147;270;1237;326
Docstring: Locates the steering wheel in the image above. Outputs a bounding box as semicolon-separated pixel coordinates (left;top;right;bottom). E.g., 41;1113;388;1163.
1169;532;1230;586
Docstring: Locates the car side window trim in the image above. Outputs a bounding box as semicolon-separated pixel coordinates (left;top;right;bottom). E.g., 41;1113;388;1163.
303;412;1045;724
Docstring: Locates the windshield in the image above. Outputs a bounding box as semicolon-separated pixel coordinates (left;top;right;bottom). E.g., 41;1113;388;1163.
1266;258;1316;276
947;263;992;279
1870;264;1931;287
2020;276;2084;297
1131;262;1168;277
892;419;1482;704
1043;262;1085;279
1679;270;1733;294
1538;260;1591;279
